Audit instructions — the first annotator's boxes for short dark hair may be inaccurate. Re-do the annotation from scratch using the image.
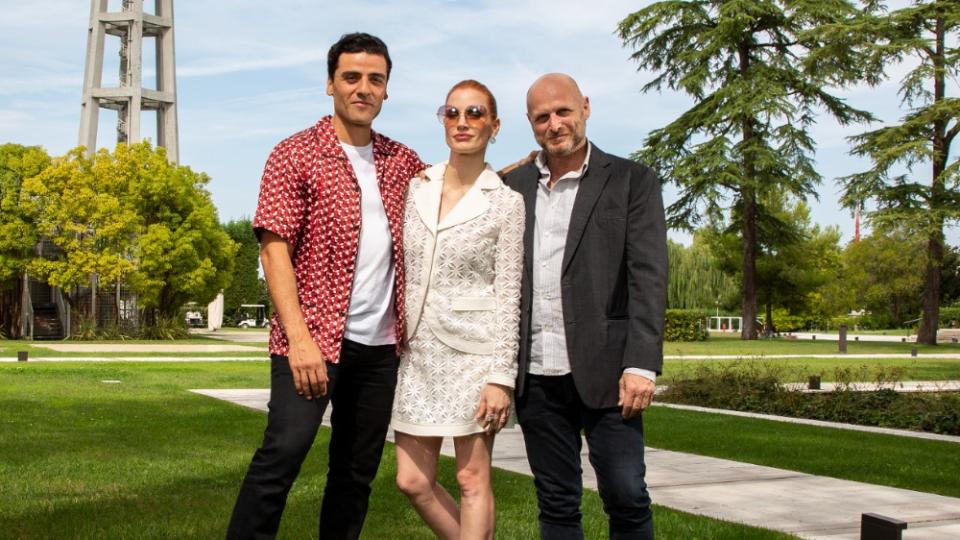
[327,32,392,80]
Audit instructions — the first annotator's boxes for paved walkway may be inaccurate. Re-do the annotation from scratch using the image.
[190,329,269,343]
[34,343,262,353]
[193,389,960,539]
[665,353,960,359]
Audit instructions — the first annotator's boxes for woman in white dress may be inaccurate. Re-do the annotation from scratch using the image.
[392,80,524,539]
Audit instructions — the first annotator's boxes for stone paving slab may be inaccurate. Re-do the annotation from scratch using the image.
[34,343,263,353]
[192,388,960,539]
[190,329,270,343]
[665,353,960,359]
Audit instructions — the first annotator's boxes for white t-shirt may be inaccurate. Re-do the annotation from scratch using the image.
[341,142,397,346]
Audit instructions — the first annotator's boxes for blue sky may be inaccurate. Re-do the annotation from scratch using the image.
[0,0,954,246]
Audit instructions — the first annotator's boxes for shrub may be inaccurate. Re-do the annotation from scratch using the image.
[664,309,708,342]
[660,362,960,435]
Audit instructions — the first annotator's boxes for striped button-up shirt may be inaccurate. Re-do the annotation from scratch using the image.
[528,143,656,382]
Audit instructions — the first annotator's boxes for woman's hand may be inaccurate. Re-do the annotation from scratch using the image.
[475,383,512,434]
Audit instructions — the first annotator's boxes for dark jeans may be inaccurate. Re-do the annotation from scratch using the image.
[516,374,653,540]
[226,339,398,540]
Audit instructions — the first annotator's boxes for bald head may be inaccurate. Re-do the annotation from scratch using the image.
[526,73,584,111]
[526,73,590,158]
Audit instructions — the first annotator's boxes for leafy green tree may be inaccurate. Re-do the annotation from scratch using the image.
[704,196,843,332]
[667,235,739,311]
[618,0,871,339]
[20,147,139,323]
[836,0,960,344]
[120,143,238,324]
[843,226,926,327]
[21,143,238,334]
[221,219,263,322]
[0,144,51,337]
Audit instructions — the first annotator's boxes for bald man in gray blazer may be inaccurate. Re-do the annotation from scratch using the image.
[504,73,667,540]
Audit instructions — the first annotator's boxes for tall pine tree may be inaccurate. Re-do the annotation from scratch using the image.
[618,0,871,339]
[835,0,960,344]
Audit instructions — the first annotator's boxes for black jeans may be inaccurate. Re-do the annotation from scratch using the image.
[226,339,398,540]
[516,374,654,540]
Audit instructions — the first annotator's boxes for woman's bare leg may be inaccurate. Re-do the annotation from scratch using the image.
[453,433,495,540]
[395,432,460,539]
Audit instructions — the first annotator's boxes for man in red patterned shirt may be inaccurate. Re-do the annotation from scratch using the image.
[227,33,425,540]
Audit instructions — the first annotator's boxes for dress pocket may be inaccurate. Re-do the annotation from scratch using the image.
[450,297,496,311]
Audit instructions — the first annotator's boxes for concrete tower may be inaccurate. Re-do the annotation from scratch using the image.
[79,0,178,162]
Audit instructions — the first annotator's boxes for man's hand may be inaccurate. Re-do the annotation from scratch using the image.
[496,150,539,178]
[475,383,512,434]
[288,338,328,399]
[618,373,655,419]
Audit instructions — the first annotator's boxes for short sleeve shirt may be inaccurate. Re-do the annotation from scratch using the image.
[252,115,425,362]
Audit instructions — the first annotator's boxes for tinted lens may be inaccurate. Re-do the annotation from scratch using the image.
[437,105,488,125]
[465,105,486,120]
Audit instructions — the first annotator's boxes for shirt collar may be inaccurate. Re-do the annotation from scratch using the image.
[315,115,390,159]
[535,141,592,185]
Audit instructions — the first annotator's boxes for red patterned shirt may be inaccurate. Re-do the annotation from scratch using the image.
[253,115,425,362]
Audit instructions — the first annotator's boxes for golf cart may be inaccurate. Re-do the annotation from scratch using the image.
[236,304,269,328]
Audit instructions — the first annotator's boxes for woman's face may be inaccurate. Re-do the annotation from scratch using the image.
[440,87,500,156]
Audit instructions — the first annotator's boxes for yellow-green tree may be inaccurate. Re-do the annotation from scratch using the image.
[118,143,237,327]
[0,143,51,337]
[21,147,139,324]
[21,143,237,334]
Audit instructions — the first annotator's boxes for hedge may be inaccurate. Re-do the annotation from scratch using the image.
[665,309,708,342]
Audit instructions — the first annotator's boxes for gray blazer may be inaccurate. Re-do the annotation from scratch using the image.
[504,145,668,409]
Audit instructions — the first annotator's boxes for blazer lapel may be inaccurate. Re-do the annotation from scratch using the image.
[437,166,498,231]
[414,164,445,235]
[562,147,612,275]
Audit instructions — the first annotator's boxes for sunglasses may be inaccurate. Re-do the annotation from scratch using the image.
[436,104,489,125]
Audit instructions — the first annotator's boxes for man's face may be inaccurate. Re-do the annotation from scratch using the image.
[326,52,388,128]
[526,80,590,157]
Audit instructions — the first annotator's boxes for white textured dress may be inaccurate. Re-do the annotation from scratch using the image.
[391,162,524,437]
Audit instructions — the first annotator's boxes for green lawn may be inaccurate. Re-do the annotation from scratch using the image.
[645,406,960,498]
[0,362,790,539]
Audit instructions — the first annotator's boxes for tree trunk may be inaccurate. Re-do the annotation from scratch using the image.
[738,39,759,340]
[741,191,759,340]
[0,278,23,339]
[917,232,943,344]
[917,14,948,346]
[764,301,776,337]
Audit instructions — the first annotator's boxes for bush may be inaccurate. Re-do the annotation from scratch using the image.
[660,363,960,435]
[664,309,708,342]
[138,313,190,340]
